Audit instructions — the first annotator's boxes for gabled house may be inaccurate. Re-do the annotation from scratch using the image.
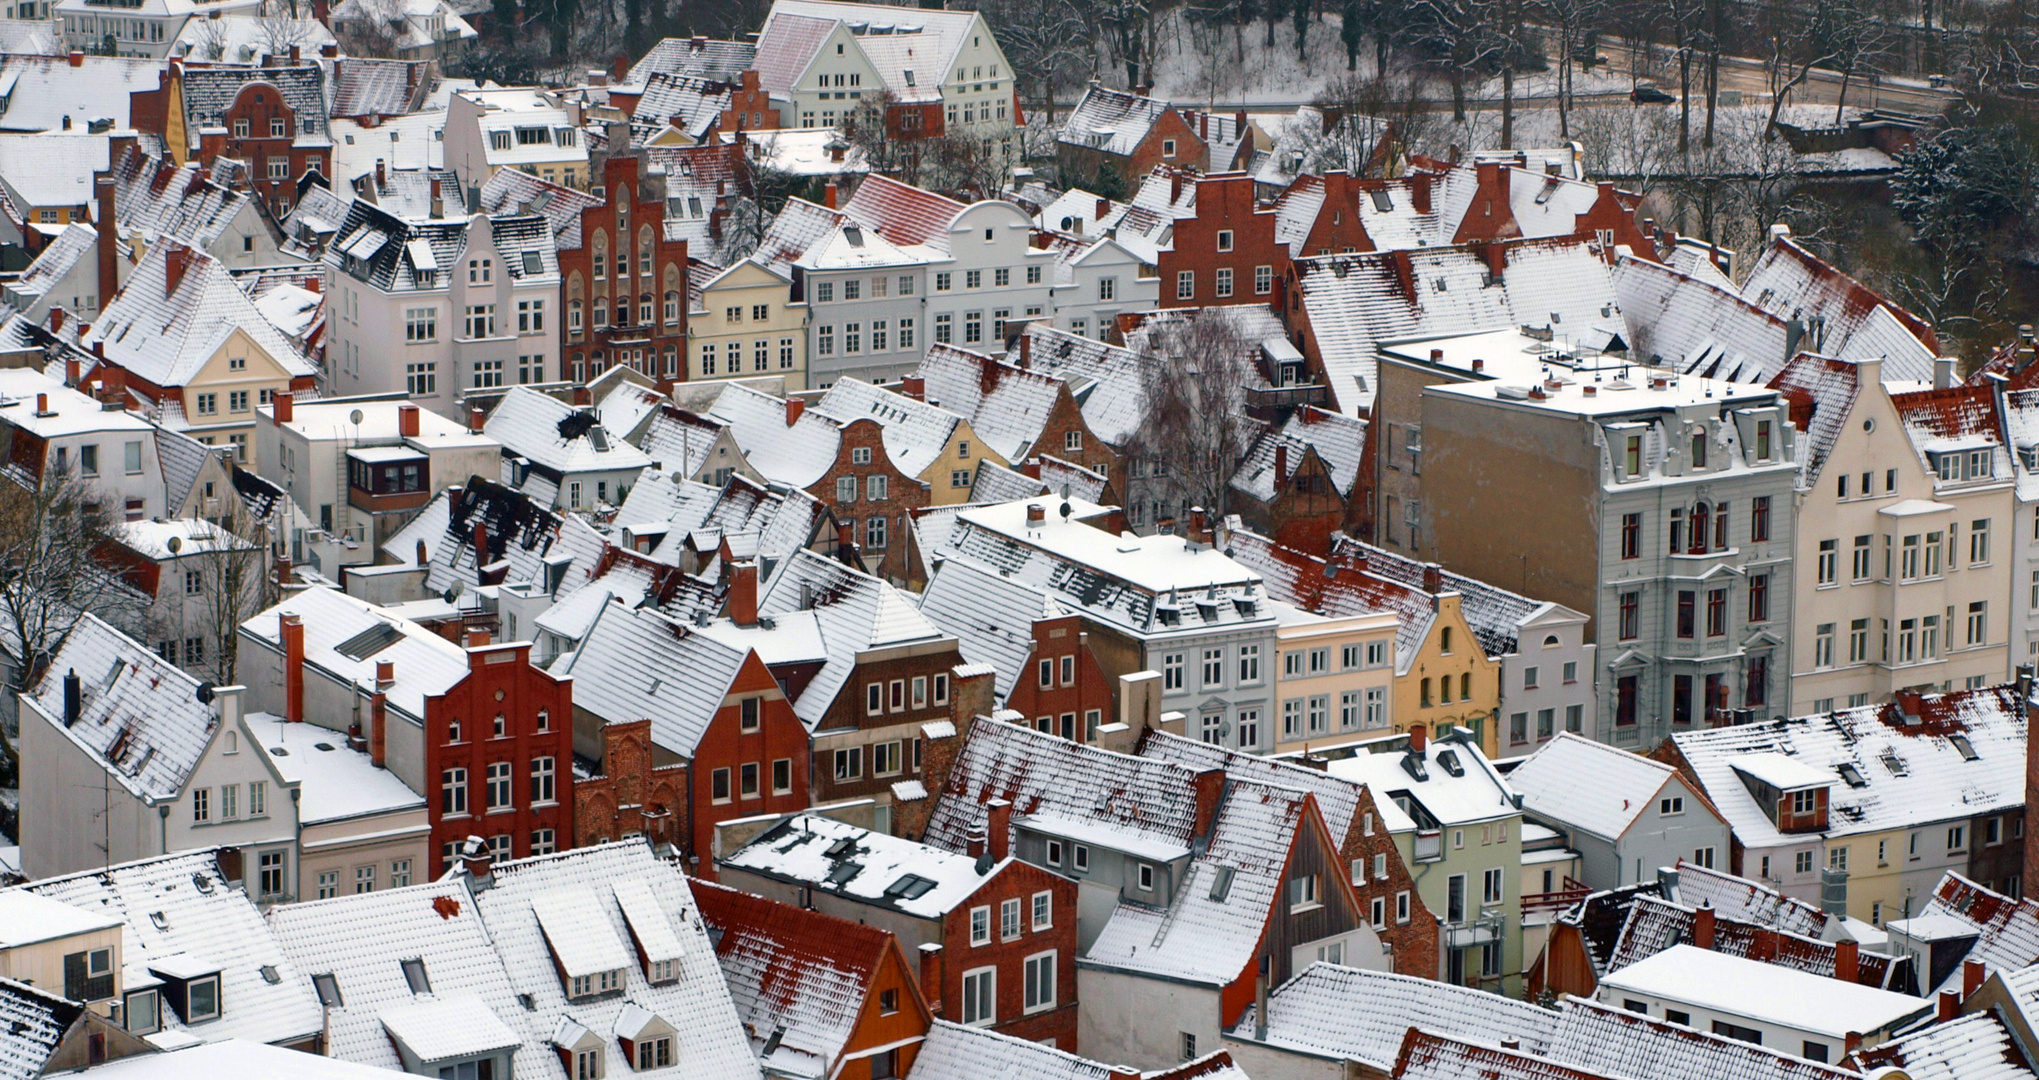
[1078,778,1388,1071]
[688,257,807,389]
[718,811,1080,1050]
[484,385,653,511]
[460,840,762,1079]
[175,65,333,216]
[105,144,284,272]
[912,342,1123,494]
[695,881,935,1080]
[0,366,174,523]
[1509,733,1729,891]
[1057,84,1257,184]
[1226,405,1367,552]
[1139,729,1442,979]
[811,375,1006,509]
[77,240,319,469]
[20,849,323,1048]
[555,151,693,390]
[0,976,154,1073]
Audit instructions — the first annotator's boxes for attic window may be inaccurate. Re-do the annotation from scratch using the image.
[903,68,915,86]
[335,622,403,660]
[884,874,937,900]
[1208,865,1236,902]
[401,957,431,994]
[1436,749,1464,777]
[522,251,542,275]
[259,965,280,985]
[1370,190,1393,212]
[312,973,343,1007]
[1880,748,1909,776]
[1950,734,1978,762]
[1836,763,1867,788]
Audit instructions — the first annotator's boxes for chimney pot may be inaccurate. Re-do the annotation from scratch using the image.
[1025,503,1046,528]
[918,943,944,1015]
[469,406,486,434]
[1693,901,1717,949]
[824,182,838,210]
[67,49,81,67]
[965,822,986,859]
[280,613,305,723]
[1835,938,1860,983]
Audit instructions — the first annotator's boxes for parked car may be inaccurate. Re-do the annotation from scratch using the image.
[1631,83,1676,103]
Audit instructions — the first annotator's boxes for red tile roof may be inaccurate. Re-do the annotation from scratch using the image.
[842,174,965,252]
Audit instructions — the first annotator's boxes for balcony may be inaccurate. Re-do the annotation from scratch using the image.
[347,446,431,515]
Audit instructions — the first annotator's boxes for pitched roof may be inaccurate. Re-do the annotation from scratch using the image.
[1668,859,1829,938]
[1508,732,1683,841]
[1001,323,1152,446]
[1324,731,1518,827]
[1330,536,1548,660]
[1670,684,2028,847]
[108,145,256,256]
[1768,352,1862,485]
[1848,1008,2036,1080]
[0,978,91,1079]
[486,385,652,483]
[179,66,331,148]
[84,242,316,387]
[266,879,545,1076]
[628,72,732,145]
[811,377,966,479]
[0,54,161,134]
[906,1019,1135,1080]
[401,477,606,600]
[1139,727,1414,836]
[1085,781,1350,984]
[1898,874,2039,988]
[1890,382,2010,488]
[1225,528,1430,669]
[1742,230,1939,374]
[925,719,1202,862]
[1058,84,1175,157]
[328,58,428,118]
[1548,995,1858,1080]
[1614,253,1794,384]
[841,174,965,254]
[914,342,1067,463]
[1606,895,1906,989]
[914,555,1066,699]
[556,599,751,755]
[756,547,948,728]
[750,11,839,96]
[1234,962,1559,1070]
[241,586,470,720]
[706,382,841,488]
[693,881,902,1080]
[721,813,1006,920]
[467,841,759,1079]
[25,612,216,800]
[625,36,757,85]
[22,851,323,1045]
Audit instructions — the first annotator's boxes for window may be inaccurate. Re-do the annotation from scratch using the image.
[1748,573,1769,622]
[1950,825,1968,853]
[1238,644,1261,683]
[1255,264,1274,294]
[1137,863,1155,891]
[1216,229,1234,252]
[1676,590,1695,638]
[1202,647,1225,687]
[1288,874,1320,912]
[1483,866,1503,904]
[1620,512,1641,559]
[317,870,338,899]
[1024,951,1056,1013]
[1163,653,1184,691]
[1815,624,1835,668]
[962,967,995,1025]
[1176,270,1194,300]
[531,757,555,804]
[833,747,862,781]
[1818,539,1838,584]
[969,905,991,945]
[1619,591,1639,640]
[1973,518,1992,563]
[636,1038,673,1070]
[1215,268,1233,297]
[405,362,437,397]
[184,976,220,1022]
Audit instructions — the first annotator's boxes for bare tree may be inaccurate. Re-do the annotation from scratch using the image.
[187,14,231,60]
[255,0,325,57]
[1542,0,1607,138]
[1131,312,1257,521]
[1301,72,1435,176]
[975,0,1090,128]
[1762,3,1846,140]
[1825,2,1894,121]
[0,469,149,778]
[150,511,275,687]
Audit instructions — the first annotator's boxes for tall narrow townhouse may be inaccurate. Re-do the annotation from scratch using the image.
[325,200,559,421]
[1774,355,2015,714]
[2000,382,2039,669]
[556,151,691,390]
[750,194,928,388]
[1412,371,1799,748]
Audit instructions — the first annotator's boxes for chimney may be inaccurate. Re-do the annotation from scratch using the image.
[34,393,48,417]
[64,358,78,387]
[465,628,491,649]
[1834,938,1860,983]
[918,943,944,1014]
[375,158,386,190]
[460,835,494,887]
[1422,563,1444,593]
[67,49,81,67]
[273,391,293,423]
[275,554,292,590]
[1410,172,1433,215]
[1025,503,1046,529]
[63,669,81,728]
[900,374,924,401]
[571,386,592,407]
[280,613,305,722]
[164,243,195,299]
[613,55,629,82]
[1274,442,1287,484]
[1190,506,1209,544]
[321,42,336,57]
[370,660,392,768]
[469,406,485,433]
[289,43,300,63]
[1095,196,1110,224]
[1191,767,1226,838]
[1964,958,1987,998]
[1408,723,1428,755]
[1843,1032,1862,1058]
[824,182,838,209]
[430,177,443,219]
[785,397,805,426]
[1934,356,1958,390]
[1019,333,1032,369]
[1939,989,1960,1022]
[1692,901,1716,949]
[1170,171,1183,204]
[1484,239,1507,281]
[965,821,987,859]
[399,403,420,437]
[730,561,758,626]
[985,798,1011,861]
[48,307,63,333]
[95,176,116,312]
[473,517,489,563]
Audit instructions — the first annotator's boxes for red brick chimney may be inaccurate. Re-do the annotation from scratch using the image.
[785,397,805,426]
[1692,901,1716,950]
[1423,563,1444,593]
[1939,989,1960,1022]
[985,798,1011,861]
[67,49,81,67]
[1191,767,1226,838]
[469,406,485,433]
[899,375,924,401]
[918,943,944,1015]
[1095,196,1110,224]
[1834,938,1860,984]
[95,176,117,314]
[1018,333,1032,369]
[273,391,293,423]
[399,403,420,437]
[1964,958,1987,998]
[280,613,305,722]
[966,821,987,859]
[1408,723,1427,755]
[1274,442,1287,484]
[729,561,758,626]
[163,243,195,299]
[824,182,837,210]
[370,660,392,768]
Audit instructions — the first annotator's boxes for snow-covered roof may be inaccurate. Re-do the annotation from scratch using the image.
[486,386,652,481]
[1001,323,1151,447]
[0,54,161,135]
[1327,536,1553,661]
[1742,229,1939,377]
[1850,1008,2035,1080]
[1597,944,1930,1038]
[180,66,330,149]
[625,36,757,85]
[3,223,95,311]
[1769,352,1863,486]
[706,382,841,488]
[756,547,948,728]
[1605,894,1906,989]
[0,367,156,439]
[1898,875,2039,989]
[1547,995,1857,1080]
[1225,529,1429,670]
[811,377,966,480]
[78,1040,410,1079]
[1508,733,1684,841]
[0,131,109,210]
[0,892,122,948]
[694,881,904,1080]
[1668,859,1828,938]
[627,72,731,145]
[1615,253,1794,384]
[1058,84,1174,157]
[1325,731,1517,828]
[924,719,1202,861]
[241,587,470,721]
[84,241,315,388]
[22,851,322,1045]
[243,713,422,824]
[327,58,428,119]
[1891,382,2012,495]
[1234,962,1558,1070]
[0,978,94,1079]
[1672,684,2026,848]
[749,11,837,96]
[555,599,750,757]
[722,813,1003,921]
[469,841,759,1079]
[840,174,965,255]
[914,555,1066,699]
[1140,728,1413,835]
[1083,780,1331,984]
[267,879,545,1076]
[912,343,1067,464]
[906,1019,1133,1080]
[24,613,217,801]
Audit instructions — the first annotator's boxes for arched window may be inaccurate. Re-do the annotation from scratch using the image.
[663,291,680,324]
[1689,502,1710,554]
[568,299,583,331]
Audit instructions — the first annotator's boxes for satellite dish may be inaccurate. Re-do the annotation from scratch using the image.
[442,587,459,605]
[195,682,215,704]
[349,409,365,426]
[166,536,182,554]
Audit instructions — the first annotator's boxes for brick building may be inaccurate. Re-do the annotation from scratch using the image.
[1156,172,1282,309]
[1000,616,1116,745]
[1056,84,1255,185]
[571,718,687,852]
[720,811,1082,1050]
[913,341,1128,516]
[178,65,334,216]
[559,150,692,388]
[1226,405,1369,554]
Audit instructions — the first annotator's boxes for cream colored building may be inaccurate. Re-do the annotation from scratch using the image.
[690,259,808,390]
[1784,356,2014,715]
[1268,604,1397,754]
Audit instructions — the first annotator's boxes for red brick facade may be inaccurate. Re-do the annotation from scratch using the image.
[1336,784,1441,979]
[196,81,330,217]
[808,648,966,807]
[572,718,686,851]
[1157,173,1282,309]
[811,414,925,583]
[1001,617,1115,745]
[560,154,691,390]
[683,650,814,871]
[421,637,576,876]
[931,849,1080,1049]
[720,71,780,133]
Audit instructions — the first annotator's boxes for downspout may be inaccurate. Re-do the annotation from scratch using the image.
[157,803,169,855]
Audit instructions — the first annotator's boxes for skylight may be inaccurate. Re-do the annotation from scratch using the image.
[1949,734,1978,762]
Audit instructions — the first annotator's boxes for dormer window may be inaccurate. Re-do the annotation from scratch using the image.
[569,970,622,998]
[575,1047,603,1078]
[635,1037,673,1069]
